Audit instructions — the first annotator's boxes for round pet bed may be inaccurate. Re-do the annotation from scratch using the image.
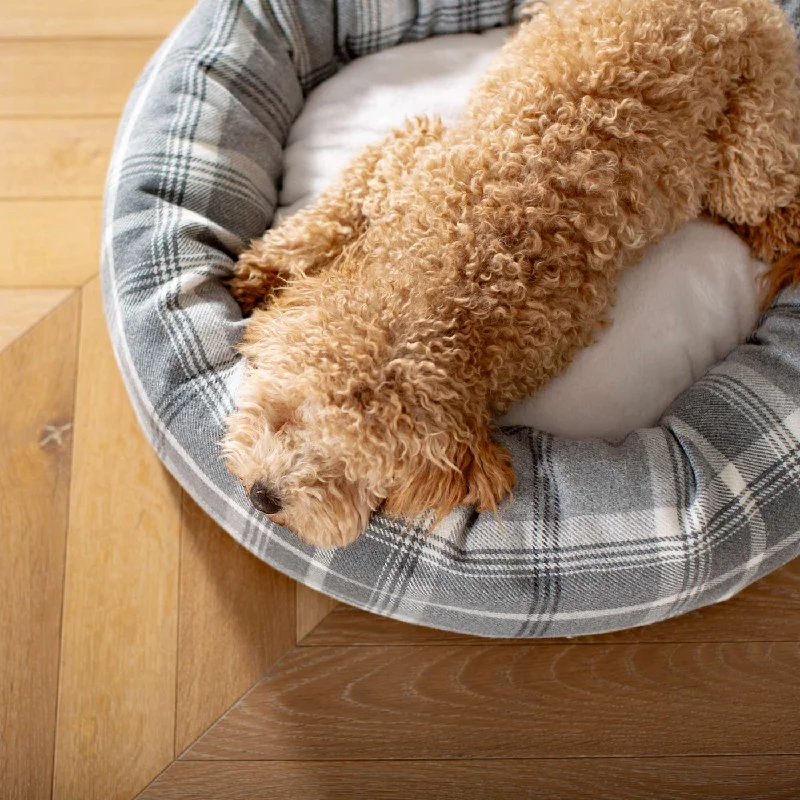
[103,0,800,638]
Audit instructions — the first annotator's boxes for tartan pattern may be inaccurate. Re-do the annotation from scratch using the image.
[103,0,800,638]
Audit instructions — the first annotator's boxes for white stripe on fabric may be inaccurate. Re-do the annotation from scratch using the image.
[381,527,800,627]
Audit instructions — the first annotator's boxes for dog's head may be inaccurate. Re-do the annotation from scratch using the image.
[223,304,515,548]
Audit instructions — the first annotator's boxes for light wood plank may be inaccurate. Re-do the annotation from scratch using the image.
[187,642,800,760]
[0,295,79,800]
[53,278,182,800]
[0,40,160,118]
[302,558,800,646]
[176,494,295,755]
[0,119,116,200]
[296,583,339,642]
[0,200,102,288]
[0,0,195,38]
[142,757,800,800]
[0,288,73,351]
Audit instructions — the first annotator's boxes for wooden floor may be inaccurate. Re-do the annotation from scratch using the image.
[2,3,800,799]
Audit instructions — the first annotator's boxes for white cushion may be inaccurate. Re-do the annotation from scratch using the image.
[277,30,766,441]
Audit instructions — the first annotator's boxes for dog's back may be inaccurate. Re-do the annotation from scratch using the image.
[355,0,800,410]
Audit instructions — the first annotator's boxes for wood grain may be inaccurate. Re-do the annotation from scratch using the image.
[53,278,182,800]
[302,559,800,646]
[0,200,102,287]
[1,0,195,38]
[141,757,800,800]
[0,288,73,350]
[0,295,79,800]
[187,642,800,761]
[2,1,799,793]
[0,40,160,118]
[176,494,295,755]
[296,583,339,642]
[0,119,116,199]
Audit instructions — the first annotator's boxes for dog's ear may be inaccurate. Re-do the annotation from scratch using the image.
[384,431,514,524]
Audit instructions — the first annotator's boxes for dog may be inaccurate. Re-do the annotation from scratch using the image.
[224,0,800,548]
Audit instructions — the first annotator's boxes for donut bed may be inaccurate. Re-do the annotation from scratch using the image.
[103,0,800,638]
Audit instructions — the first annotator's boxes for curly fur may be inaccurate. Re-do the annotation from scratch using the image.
[224,0,800,548]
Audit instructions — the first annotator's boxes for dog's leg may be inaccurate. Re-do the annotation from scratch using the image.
[229,116,445,313]
[702,14,800,304]
[708,82,800,307]
[703,1,800,230]
[705,93,800,306]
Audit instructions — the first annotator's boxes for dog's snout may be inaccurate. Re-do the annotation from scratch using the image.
[249,481,283,515]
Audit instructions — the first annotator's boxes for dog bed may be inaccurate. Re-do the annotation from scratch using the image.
[103,0,800,638]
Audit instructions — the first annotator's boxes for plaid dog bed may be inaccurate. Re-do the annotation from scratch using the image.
[102,0,800,638]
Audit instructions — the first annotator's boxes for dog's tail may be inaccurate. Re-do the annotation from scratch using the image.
[735,196,800,310]
[760,251,800,310]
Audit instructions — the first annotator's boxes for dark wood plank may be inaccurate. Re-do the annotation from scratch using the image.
[0,294,79,800]
[176,494,296,754]
[141,758,800,800]
[185,643,800,761]
[302,559,800,646]
[296,584,339,641]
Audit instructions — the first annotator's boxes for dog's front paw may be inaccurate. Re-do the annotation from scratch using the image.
[228,244,286,315]
[228,270,282,315]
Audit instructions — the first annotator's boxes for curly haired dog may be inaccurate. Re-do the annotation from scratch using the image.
[224,0,800,548]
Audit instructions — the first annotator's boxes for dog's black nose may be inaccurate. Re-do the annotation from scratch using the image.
[249,481,282,515]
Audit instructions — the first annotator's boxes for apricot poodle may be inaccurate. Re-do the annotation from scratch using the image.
[224,0,800,548]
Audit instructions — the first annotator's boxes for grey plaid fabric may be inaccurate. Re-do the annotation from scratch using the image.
[102,0,800,638]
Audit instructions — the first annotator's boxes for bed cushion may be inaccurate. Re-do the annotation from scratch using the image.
[102,0,800,638]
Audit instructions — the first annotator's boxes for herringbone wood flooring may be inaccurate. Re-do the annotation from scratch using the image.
[2,4,800,798]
